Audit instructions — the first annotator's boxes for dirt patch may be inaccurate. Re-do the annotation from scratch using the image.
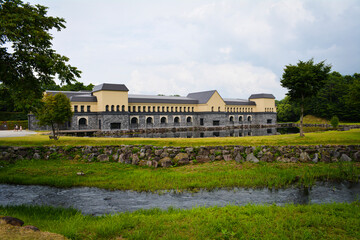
[0,220,67,240]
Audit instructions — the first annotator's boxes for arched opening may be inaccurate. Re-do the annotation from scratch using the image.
[105,105,109,112]
[239,116,243,122]
[218,106,221,112]
[146,117,153,124]
[211,106,214,112]
[186,116,192,123]
[161,117,167,124]
[111,105,114,112]
[247,116,252,122]
[174,117,180,123]
[229,116,234,122]
[122,105,125,111]
[78,118,87,129]
[131,117,138,124]
[116,105,120,112]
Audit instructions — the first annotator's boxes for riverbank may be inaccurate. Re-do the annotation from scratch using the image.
[1,203,359,239]
[1,160,359,191]
[0,128,359,147]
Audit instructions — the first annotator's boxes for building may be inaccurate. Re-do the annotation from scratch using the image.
[28,83,277,131]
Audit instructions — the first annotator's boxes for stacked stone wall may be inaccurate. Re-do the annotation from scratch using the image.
[1,145,359,167]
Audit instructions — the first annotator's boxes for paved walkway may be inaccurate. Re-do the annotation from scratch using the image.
[0,130,38,138]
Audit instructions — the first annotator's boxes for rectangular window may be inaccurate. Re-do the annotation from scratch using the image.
[267,119,272,124]
[80,105,84,112]
[213,120,220,126]
[200,118,204,126]
[87,106,90,112]
[74,105,78,112]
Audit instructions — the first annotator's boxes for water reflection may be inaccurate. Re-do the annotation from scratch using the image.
[114,127,300,138]
[1,182,359,216]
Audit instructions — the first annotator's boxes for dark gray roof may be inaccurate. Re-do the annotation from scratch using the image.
[186,90,218,104]
[70,95,97,102]
[92,83,129,92]
[224,98,256,106]
[128,94,198,104]
[249,93,275,99]
[45,90,92,99]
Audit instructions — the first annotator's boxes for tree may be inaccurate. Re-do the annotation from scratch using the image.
[0,0,81,112]
[276,96,299,122]
[281,59,331,136]
[35,93,72,140]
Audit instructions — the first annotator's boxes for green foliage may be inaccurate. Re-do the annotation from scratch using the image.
[276,96,299,122]
[0,0,81,112]
[35,93,73,139]
[132,147,140,154]
[1,203,360,239]
[281,59,331,136]
[330,116,339,129]
[1,120,27,130]
[0,111,27,121]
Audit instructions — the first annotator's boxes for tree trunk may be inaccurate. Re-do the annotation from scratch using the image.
[51,123,56,139]
[300,95,305,137]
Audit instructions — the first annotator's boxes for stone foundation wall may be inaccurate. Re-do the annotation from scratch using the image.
[1,145,359,168]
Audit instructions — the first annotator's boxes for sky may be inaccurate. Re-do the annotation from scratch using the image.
[27,0,360,100]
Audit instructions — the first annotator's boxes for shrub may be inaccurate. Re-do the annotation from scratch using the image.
[330,116,339,129]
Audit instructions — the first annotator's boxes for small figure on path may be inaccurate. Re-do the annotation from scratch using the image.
[19,125,22,131]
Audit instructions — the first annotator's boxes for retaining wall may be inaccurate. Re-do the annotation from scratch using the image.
[1,145,359,168]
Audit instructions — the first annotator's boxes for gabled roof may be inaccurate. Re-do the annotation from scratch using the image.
[128,94,198,104]
[92,83,129,92]
[249,93,275,99]
[223,98,256,106]
[186,90,219,104]
[70,95,97,102]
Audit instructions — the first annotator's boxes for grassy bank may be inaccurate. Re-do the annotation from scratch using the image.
[1,203,360,239]
[1,129,360,147]
[1,160,359,191]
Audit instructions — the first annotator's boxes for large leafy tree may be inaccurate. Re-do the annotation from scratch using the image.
[0,0,81,112]
[35,93,72,140]
[281,59,331,136]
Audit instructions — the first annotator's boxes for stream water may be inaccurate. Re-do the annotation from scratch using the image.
[1,182,359,216]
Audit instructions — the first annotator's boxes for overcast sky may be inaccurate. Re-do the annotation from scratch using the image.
[27,0,360,100]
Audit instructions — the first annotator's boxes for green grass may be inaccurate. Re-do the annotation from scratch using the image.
[1,128,360,147]
[1,160,359,191]
[1,203,360,239]
[297,115,330,124]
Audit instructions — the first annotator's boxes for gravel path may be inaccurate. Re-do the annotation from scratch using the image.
[0,130,38,138]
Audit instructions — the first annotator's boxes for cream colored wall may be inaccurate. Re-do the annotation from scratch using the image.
[71,102,98,112]
[128,102,196,112]
[197,91,226,112]
[251,98,276,112]
[92,90,128,112]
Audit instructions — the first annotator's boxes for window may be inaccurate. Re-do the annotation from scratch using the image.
[267,119,272,124]
[110,123,121,129]
[133,106,136,112]
[111,105,114,112]
[174,117,180,123]
[229,116,234,122]
[211,106,214,112]
[171,107,174,112]
[128,106,131,112]
[122,105,125,111]
[87,106,90,112]
[158,106,160,112]
[146,117,153,124]
[186,116,192,123]
[74,105,78,112]
[143,106,146,112]
[213,120,220,126]
[179,107,182,112]
[167,107,169,112]
[200,118,204,126]
[239,116,243,122]
[218,107,221,112]
[161,117,167,124]
[138,106,141,112]
[248,116,252,122]
[81,105,84,112]
[175,107,178,112]
[116,105,120,112]
[79,118,87,125]
[192,107,194,112]
[188,107,190,112]
[131,117,138,124]
[153,106,156,112]
[148,106,151,112]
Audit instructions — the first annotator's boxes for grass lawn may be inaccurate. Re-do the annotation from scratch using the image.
[0,128,360,147]
[1,160,359,191]
[1,203,360,239]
